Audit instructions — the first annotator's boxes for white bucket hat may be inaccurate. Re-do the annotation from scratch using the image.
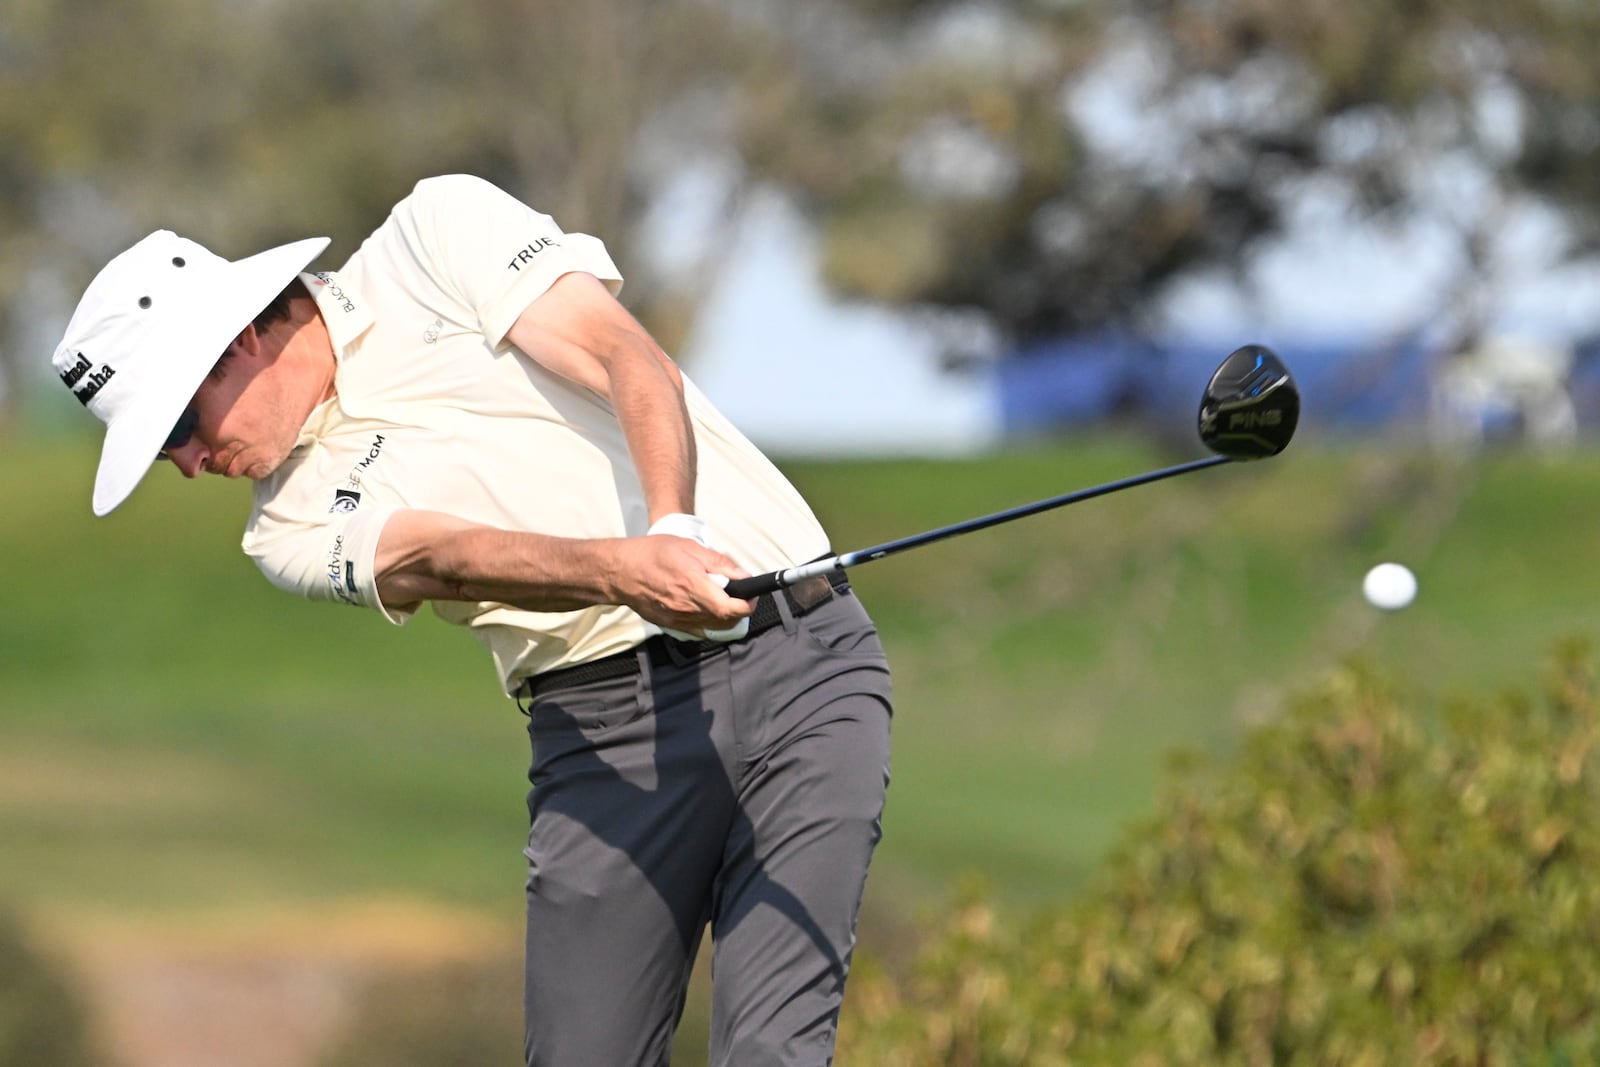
[52,230,330,515]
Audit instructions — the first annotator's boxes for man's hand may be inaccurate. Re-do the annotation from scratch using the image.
[645,513,753,641]
[617,531,754,640]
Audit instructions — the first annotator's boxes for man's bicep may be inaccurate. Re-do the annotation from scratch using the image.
[504,272,674,398]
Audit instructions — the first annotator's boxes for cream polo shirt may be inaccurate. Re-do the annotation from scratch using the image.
[241,175,830,696]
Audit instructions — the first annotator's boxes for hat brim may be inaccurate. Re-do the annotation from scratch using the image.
[92,236,330,516]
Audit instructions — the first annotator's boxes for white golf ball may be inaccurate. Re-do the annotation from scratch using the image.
[1362,562,1417,611]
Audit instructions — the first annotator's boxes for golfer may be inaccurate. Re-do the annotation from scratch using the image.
[53,174,894,1066]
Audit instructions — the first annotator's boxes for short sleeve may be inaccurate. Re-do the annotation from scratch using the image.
[388,174,624,347]
[242,501,416,626]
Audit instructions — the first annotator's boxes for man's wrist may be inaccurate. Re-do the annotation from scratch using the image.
[646,512,708,546]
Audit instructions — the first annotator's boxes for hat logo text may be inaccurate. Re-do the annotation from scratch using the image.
[59,352,116,406]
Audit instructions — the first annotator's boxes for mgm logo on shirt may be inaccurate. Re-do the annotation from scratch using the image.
[328,434,388,514]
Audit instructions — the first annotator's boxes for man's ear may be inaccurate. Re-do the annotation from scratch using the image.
[226,323,262,360]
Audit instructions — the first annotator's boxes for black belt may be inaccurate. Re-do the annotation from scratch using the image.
[519,571,850,700]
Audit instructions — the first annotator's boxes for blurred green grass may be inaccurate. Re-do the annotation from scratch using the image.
[4,434,1600,922]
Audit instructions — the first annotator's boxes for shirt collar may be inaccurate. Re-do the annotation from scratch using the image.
[300,270,374,356]
[292,270,374,450]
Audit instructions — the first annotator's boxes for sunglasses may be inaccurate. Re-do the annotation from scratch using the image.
[158,406,200,459]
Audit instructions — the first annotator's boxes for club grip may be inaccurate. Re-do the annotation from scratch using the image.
[723,572,785,600]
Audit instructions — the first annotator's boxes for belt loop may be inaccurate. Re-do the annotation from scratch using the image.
[771,586,797,632]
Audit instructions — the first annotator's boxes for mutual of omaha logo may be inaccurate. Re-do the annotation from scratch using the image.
[58,352,117,406]
[330,489,362,514]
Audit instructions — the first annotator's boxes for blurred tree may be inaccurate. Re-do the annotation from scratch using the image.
[726,0,1600,351]
[11,0,1597,426]
[0,0,738,428]
[1131,0,1600,349]
[728,1,1102,338]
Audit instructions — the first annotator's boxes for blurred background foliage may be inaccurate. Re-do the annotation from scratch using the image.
[5,0,1600,422]
[6,1,1600,1064]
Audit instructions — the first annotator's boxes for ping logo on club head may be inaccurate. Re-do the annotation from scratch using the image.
[1228,410,1283,430]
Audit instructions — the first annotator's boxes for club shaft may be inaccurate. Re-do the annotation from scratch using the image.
[723,454,1233,599]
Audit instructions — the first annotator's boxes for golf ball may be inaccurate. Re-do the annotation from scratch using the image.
[1362,562,1417,611]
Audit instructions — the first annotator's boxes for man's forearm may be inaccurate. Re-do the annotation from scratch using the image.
[607,345,697,523]
[378,515,628,611]
[374,510,751,633]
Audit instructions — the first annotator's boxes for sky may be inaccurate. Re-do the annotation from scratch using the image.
[679,187,1003,458]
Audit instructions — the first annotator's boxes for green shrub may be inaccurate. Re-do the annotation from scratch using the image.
[0,908,102,1067]
[841,644,1600,1066]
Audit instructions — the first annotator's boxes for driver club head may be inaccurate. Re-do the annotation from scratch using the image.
[1197,345,1299,459]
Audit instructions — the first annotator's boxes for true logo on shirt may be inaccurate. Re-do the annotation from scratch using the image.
[507,237,559,272]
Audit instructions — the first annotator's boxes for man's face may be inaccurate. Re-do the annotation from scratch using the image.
[160,326,307,482]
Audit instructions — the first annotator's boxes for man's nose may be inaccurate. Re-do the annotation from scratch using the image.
[165,441,211,479]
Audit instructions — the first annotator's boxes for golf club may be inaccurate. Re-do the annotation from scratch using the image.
[722,344,1297,600]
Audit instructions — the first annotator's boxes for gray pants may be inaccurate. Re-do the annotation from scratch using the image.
[520,588,893,1067]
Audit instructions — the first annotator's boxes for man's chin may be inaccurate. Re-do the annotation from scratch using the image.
[243,458,285,480]
[230,453,285,480]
